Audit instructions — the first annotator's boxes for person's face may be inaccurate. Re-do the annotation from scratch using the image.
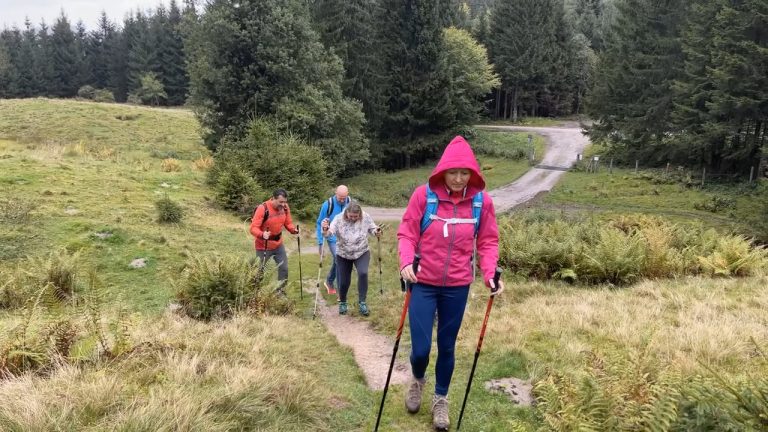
[335,190,349,204]
[272,195,288,210]
[444,169,471,192]
[346,211,361,222]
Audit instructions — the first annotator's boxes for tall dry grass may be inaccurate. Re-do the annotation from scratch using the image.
[0,313,340,431]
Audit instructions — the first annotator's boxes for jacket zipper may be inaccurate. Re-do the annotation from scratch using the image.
[442,202,458,287]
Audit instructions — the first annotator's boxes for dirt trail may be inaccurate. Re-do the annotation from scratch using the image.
[311,290,410,391]
[364,124,590,220]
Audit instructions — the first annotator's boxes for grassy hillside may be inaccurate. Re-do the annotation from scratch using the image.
[2,99,767,431]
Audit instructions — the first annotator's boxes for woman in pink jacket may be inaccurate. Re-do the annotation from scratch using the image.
[397,136,504,431]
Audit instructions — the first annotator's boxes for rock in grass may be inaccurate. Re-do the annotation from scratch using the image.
[129,258,148,269]
[485,377,534,406]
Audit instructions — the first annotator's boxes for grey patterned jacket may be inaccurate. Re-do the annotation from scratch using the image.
[326,211,378,260]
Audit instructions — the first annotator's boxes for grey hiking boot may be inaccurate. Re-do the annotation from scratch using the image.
[431,395,449,431]
[405,376,426,413]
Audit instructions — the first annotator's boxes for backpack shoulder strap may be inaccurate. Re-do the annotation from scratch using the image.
[420,184,439,234]
[326,197,334,219]
[471,192,483,235]
[261,203,270,227]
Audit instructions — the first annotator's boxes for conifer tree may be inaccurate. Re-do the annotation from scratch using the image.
[51,12,80,97]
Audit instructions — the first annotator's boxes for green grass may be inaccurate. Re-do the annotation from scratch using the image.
[542,166,768,239]
[480,116,580,127]
[344,130,546,207]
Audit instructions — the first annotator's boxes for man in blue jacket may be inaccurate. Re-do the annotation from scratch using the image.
[316,185,350,295]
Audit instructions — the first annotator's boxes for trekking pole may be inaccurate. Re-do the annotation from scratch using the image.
[456,267,503,431]
[312,244,325,319]
[259,237,269,284]
[296,225,303,300]
[377,234,383,295]
[374,254,421,432]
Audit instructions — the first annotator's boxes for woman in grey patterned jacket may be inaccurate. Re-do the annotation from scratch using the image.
[321,202,381,316]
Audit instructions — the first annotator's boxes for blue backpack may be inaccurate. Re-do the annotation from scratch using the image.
[420,184,483,236]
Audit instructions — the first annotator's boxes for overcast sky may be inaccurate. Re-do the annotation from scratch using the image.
[0,0,166,30]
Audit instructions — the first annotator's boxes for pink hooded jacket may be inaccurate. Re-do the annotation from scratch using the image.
[397,136,499,287]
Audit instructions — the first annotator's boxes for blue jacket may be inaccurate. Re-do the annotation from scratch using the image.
[316,196,350,245]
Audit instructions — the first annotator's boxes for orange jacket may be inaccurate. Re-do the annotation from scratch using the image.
[249,200,298,251]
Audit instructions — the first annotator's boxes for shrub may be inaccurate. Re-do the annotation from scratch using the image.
[29,250,80,301]
[498,211,767,284]
[211,118,330,217]
[208,160,263,217]
[535,345,768,431]
[155,196,184,224]
[77,85,96,99]
[693,195,736,213]
[192,155,214,170]
[160,158,182,172]
[92,89,116,103]
[698,235,768,277]
[235,120,330,215]
[175,254,272,321]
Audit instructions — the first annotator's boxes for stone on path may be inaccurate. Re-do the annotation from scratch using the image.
[129,258,148,269]
[485,377,534,406]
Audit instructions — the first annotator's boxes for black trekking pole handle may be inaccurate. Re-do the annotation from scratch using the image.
[400,255,421,292]
[457,267,503,431]
[374,254,420,432]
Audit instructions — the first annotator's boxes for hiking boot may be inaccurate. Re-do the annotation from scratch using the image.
[431,395,450,431]
[405,376,425,413]
[338,301,348,315]
[358,301,369,316]
[324,281,337,295]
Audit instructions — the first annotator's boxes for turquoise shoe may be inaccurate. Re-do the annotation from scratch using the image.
[358,301,369,316]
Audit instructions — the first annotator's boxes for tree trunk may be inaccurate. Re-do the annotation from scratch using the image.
[495,87,501,119]
[503,88,509,120]
[512,86,519,123]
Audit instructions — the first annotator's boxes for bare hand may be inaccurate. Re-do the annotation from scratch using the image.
[489,278,505,297]
[400,265,417,283]
[375,227,382,238]
[262,230,271,240]
[321,218,330,231]
[318,245,323,254]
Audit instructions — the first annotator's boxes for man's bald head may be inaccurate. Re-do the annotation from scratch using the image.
[335,185,349,203]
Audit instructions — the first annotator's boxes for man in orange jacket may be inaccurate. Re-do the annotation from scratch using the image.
[250,189,300,295]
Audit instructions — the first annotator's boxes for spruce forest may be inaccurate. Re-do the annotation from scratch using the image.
[1,0,764,175]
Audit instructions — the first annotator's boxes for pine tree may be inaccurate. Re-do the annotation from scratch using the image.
[125,11,158,93]
[74,20,90,91]
[587,0,687,162]
[87,12,116,90]
[488,0,562,121]
[672,0,767,172]
[376,0,453,143]
[36,21,56,96]
[185,0,368,175]
[0,31,20,97]
[163,0,189,105]
[19,19,42,96]
[50,12,80,97]
[311,0,384,131]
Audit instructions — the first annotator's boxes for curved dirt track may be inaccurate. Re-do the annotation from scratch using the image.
[365,124,590,220]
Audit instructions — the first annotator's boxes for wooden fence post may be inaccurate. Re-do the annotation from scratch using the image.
[701,167,706,187]
[635,160,639,173]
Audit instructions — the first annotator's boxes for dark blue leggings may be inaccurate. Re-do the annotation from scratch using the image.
[408,283,470,396]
